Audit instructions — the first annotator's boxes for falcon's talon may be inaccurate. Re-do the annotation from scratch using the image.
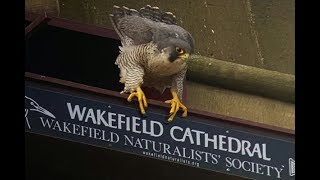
[165,91,187,122]
[127,87,148,114]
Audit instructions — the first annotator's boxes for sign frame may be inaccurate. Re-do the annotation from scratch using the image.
[25,73,295,180]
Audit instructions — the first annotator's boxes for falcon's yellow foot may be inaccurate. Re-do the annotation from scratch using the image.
[127,87,148,115]
[165,91,187,122]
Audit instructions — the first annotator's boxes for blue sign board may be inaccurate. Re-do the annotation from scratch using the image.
[25,85,295,179]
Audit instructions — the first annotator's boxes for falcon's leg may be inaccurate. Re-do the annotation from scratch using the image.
[165,89,187,122]
[127,87,148,115]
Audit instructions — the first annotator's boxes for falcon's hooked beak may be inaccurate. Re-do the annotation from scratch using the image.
[179,53,190,60]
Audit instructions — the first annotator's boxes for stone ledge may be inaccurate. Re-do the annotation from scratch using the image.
[186,81,295,130]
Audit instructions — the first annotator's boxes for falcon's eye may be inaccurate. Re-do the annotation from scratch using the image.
[176,47,184,54]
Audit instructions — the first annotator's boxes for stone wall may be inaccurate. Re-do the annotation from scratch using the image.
[25,0,295,130]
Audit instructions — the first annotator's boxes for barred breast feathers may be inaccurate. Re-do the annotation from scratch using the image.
[115,43,157,93]
[116,43,157,65]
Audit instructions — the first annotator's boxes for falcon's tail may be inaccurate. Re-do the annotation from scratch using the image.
[139,5,177,25]
[109,5,136,42]
[109,5,177,28]
[109,5,178,45]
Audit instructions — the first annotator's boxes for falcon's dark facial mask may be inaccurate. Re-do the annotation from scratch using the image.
[168,50,179,62]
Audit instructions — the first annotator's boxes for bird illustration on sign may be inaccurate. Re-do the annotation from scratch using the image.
[25,96,56,129]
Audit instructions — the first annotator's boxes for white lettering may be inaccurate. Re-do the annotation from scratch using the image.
[81,125,88,136]
[204,134,217,148]
[63,122,71,133]
[219,135,227,151]
[132,116,141,133]
[117,114,126,129]
[52,121,62,131]
[96,110,108,126]
[241,140,252,156]
[170,126,183,142]
[183,128,194,144]
[40,117,54,128]
[262,144,271,161]
[274,167,283,178]
[191,129,205,145]
[85,109,96,124]
[150,120,163,137]
[251,143,262,159]
[228,137,241,153]
[107,112,117,128]
[124,135,134,146]
[225,157,283,178]
[73,124,80,135]
[67,103,86,121]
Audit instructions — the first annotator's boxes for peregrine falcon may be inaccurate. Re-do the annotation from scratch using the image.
[109,5,194,122]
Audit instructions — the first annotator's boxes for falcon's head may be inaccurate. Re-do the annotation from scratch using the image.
[157,38,193,62]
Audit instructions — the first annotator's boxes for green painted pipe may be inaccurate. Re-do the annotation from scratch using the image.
[187,55,295,103]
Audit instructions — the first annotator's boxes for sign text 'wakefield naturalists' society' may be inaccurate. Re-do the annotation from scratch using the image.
[25,86,295,180]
